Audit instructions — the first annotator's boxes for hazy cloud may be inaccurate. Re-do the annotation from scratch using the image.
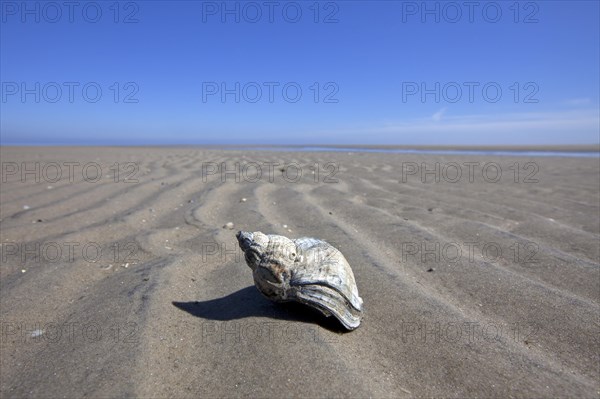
[432,107,447,121]
[564,98,592,106]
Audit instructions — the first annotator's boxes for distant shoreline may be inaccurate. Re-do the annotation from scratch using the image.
[256,144,600,153]
[2,144,599,152]
[5,144,598,158]
[218,144,600,157]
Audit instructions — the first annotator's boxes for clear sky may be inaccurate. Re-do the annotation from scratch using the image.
[1,0,599,145]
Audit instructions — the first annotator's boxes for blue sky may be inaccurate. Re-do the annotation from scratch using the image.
[1,0,599,145]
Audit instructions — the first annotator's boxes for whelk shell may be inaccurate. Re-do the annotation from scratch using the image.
[236,231,363,330]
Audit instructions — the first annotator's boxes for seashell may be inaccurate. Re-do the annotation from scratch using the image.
[236,231,363,330]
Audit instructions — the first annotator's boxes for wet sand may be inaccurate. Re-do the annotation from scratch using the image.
[1,146,598,398]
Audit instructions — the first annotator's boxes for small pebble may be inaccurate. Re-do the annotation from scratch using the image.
[223,222,234,230]
[240,198,247,202]
[283,224,288,229]
[21,269,26,273]
[427,268,434,272]
[23,205,30,210]
[188,199,195,203]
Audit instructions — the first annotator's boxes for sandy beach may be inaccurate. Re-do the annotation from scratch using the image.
[0,146,598,398]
